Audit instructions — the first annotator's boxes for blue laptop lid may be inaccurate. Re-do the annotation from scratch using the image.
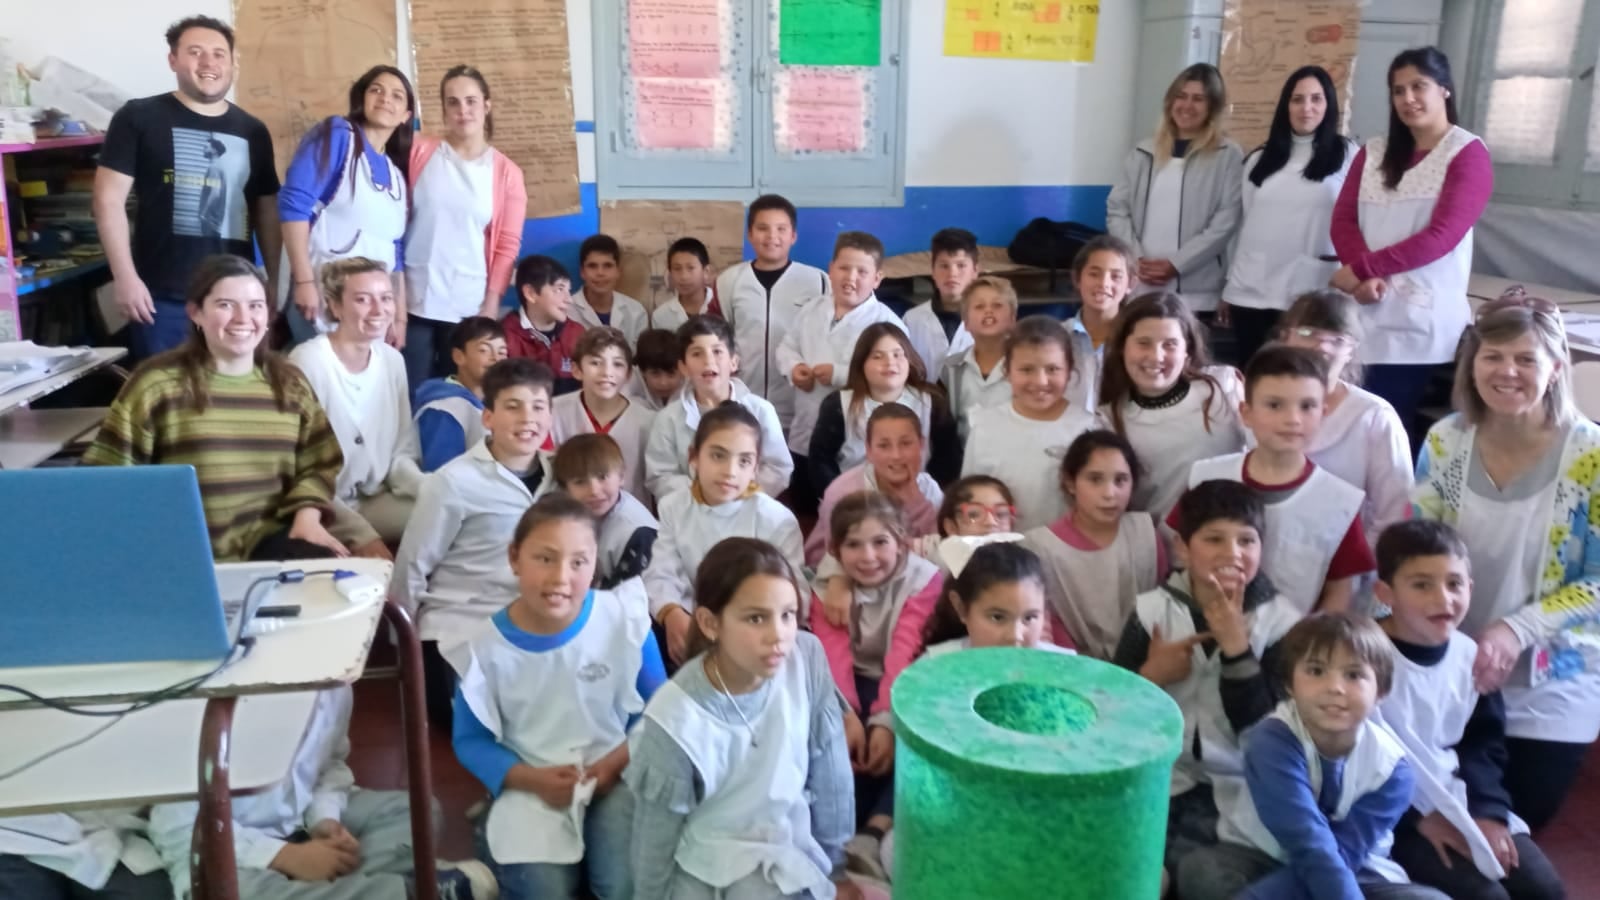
[0,465,232,668]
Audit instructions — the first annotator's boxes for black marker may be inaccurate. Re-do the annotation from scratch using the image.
[256,604,303,618]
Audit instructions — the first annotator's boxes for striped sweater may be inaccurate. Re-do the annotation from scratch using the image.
[82,364,344,561]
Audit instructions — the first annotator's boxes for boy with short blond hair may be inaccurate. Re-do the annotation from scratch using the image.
[940,275,1018,438]
[554,433,659,589]
[550,325,655,503]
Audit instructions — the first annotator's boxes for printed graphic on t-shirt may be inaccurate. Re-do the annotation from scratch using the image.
[171,128,249,241]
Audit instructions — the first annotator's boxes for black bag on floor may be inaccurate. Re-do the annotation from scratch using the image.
[1007,218,1105,269]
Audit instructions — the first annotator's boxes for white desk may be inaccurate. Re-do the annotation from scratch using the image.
[0,346,125,468]
[0,559,440,900]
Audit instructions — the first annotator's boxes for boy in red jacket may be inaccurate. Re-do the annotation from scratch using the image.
[503,255,585,395]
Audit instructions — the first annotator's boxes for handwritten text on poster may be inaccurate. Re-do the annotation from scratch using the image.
[942,1,1099,62]
[629,0,721,79]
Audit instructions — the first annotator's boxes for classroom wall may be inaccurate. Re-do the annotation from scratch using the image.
[0,0,1140,278]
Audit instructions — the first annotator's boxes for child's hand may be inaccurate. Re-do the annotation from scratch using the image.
[270,839,359,882]
[844,709,867,770]
[308,819,359,854]
[791,363,815,391]
[1415,811,1471,868]
[1475,817,1519,871]
[1354,277,1389,305]
[351,539,393,561]
[812,363,835,385]
[663,606,694,664]
[289,509,349,557]
[528,765,583,809]
[865,726,896,776]
[834,877,867,900]
[822,577,853,628]
[1473,622,1522,693]
[1139,625,1208,687]
[1197,572,1249,658]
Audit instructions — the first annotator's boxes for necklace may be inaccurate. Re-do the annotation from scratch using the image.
[1131,379,1191,411]
[707,657,760,747]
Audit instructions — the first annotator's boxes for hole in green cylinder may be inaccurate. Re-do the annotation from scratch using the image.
[973,683,1096,736]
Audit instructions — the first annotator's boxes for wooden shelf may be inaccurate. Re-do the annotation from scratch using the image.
[0,135,104,155]
[17,258,108,296]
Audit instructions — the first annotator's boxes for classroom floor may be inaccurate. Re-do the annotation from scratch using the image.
[343,676,1600,896]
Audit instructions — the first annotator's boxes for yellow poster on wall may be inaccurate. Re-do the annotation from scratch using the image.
[943,1,1098,62]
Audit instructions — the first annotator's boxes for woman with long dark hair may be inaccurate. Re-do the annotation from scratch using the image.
[278,65,416,345]
[402,65,528,390]
[1222,65,1355,362]
[83,255,347,561]
[1106,63,1244,320]
[1330,46,1492,442]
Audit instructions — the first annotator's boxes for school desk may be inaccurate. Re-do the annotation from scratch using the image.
[0,559,441,900]
[0,345,125,468]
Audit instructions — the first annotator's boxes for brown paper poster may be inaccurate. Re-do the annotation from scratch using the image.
[598,200,747,312]
[1220,0,1361,150]
[411,0,581,218]
[232,0,398,178]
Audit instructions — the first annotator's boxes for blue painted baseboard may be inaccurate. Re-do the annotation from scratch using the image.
[508,183,1109,306]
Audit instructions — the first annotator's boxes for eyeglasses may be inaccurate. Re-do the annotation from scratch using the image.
[954,503,1017,527]
[1476,285,1560,324]
[1287,327,1355,350]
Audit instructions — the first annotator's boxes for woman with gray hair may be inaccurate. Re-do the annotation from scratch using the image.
[1411,287,1600,831]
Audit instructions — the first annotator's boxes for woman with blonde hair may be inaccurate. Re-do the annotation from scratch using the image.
[1106,63,1243,321]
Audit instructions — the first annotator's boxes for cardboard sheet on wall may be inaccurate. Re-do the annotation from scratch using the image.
[1220,0,1361,149]
[598,200,746,311]
[411,0,581,217]
[233,0,398,178]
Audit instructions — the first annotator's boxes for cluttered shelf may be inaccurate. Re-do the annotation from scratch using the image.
[16,255,106,296]
[0,134,103,155]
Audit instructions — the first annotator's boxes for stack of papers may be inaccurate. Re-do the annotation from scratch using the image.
[0,340,94,395]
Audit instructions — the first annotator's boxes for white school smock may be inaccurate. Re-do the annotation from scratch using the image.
[1354,127,1481,365]
[924,638,1075,658]
[1373,632,1528,881]
[1106,366,1248,519]
[0,812,161,890]
[642,489,805,620]
[902,301,972,375]
[648,289,712,334]
[1022,513,1160,660]
[834,386,933,474]
[291,335,422,501]
[717,260,831,430]
[941,345,1011,439]
[1064,315,1106,414]
[392,441,555,646]
[455,582,651,864]
[295,141,409,332]
[827,553,940,688]
[1134,579,1300,795]
[1227,136,1352,311]
[405,142,493,322]
[550,391,655,503]
[961,401,1098,532]
[637,647,835,898]
[1188,453,1365,618]
[776,294,907,454]
[571,289,650,348]
[1309,384,1412,553]
[1217,700,1409,884]
[642,379,792,500]
[598,491,659,584]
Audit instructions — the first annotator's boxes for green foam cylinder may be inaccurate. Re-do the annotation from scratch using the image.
[891,648,1182,899]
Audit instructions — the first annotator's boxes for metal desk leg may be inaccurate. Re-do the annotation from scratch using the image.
[383,600,438,900]
[194,696,239,900]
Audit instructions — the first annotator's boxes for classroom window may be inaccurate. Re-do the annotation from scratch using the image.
[592,0,908,206]
[1466,0,1600,208]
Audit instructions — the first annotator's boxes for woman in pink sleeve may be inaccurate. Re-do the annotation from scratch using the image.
[402,65,529,391]
[807,491,942,879]
[1328,46,1492,445]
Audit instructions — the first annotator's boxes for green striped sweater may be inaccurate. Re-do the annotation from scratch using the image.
[82,364,344,561]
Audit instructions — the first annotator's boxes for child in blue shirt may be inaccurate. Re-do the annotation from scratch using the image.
[415,316,507,471]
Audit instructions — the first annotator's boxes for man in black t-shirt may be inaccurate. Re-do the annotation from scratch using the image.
[93,14,281,360]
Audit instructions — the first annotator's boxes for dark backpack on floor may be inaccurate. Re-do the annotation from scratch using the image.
[1007,218,1105,269]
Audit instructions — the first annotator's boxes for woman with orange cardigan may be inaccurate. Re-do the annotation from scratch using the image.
[402,65,528,390]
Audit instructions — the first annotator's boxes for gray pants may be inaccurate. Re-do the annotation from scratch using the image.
[330,493,414,548]
[237,789,419,900]
[1177,842,1449,900]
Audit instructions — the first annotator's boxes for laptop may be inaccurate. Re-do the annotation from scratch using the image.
[0,465,278,669]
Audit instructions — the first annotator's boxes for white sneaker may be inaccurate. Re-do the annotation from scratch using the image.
[437,859,499,900]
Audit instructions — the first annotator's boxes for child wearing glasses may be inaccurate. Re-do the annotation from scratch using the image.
[1022,430,1166,660]
[1275,291,1411,557]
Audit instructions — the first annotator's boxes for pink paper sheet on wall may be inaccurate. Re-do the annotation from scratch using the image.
[784,70,866,152]
[629,0,721,79]
[635,79,718,149]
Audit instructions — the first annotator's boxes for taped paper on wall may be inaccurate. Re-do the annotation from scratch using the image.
[778,0,881,67]
[776,69,867,154]
[634,79,718,150]
[412,0,581,217]
[233,0,398,178]
[598,200,747,311]
[629,0,722,79]
[942,0,1098,62]
[1220,0,1361,149]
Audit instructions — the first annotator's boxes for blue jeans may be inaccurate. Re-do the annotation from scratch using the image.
[478,782,635,900]
[127,295,193,362]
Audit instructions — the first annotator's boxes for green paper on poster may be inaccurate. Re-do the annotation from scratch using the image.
[779,0,881,66]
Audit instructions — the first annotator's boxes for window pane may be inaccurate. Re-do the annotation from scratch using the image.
[1494,0,1583,76]
[621,0,742,158]
[1485,77,1572,165]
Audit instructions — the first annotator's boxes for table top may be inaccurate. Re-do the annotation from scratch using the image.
[0,347,126,417]
[0,559,390,709]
